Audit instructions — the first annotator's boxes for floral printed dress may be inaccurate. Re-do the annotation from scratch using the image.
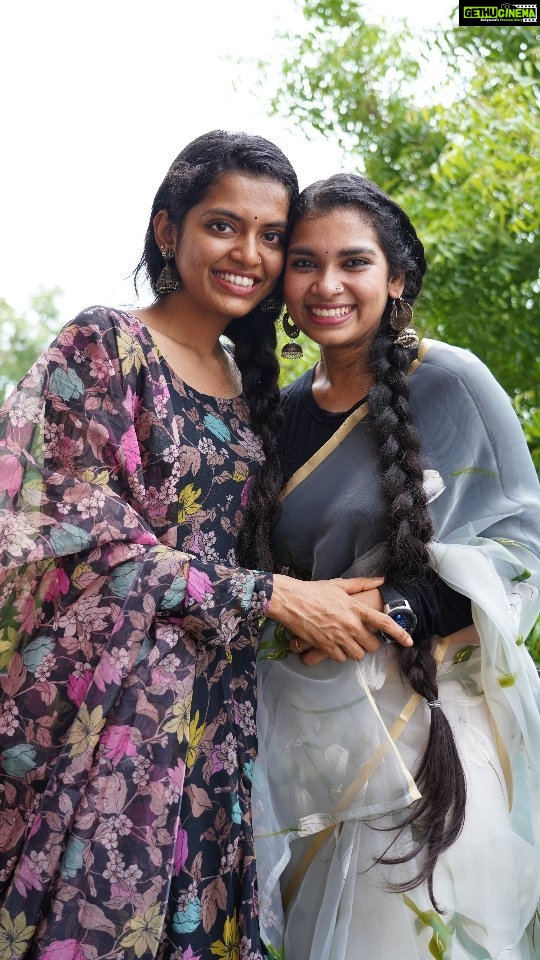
[0,306,272,960]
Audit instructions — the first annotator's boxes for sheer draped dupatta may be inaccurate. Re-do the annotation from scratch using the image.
[254,340,540,960]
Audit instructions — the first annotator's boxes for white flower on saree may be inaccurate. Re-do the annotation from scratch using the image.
[0,511,38,558]
[423,469,446,504]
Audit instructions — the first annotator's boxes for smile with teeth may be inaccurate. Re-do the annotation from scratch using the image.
[310,306,354,317]
[214,271,256,288]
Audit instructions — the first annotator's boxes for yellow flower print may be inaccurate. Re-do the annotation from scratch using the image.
[163,693,192,744]
[120,902,163,958]
[210,912,240,960]
[116,329,147,376]
[0,627,19,675]
[0,908,36,960]
[178,483,203,523]
[81,468,111,486]
[186,710,206,768]
[232,461,249,483]
[67,704,106,757]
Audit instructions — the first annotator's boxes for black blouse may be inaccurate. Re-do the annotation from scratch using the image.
[279,368,472,640]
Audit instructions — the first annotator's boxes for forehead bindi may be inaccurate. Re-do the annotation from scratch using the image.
[291,209,383,257]
[197,172,289,227]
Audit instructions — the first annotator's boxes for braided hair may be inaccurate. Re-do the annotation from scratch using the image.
[134,130,299,570]
[294,175,466,909]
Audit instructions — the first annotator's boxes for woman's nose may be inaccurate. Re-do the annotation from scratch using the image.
[230,233,260,267]
[312,269,344,296]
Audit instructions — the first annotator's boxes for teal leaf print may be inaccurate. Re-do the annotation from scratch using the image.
[231,793,241,824]
[172,896,202,934]
[60,835,87,877]
[135,635,153,665]
[239,572,255,611]
[203,413,231,442]
[1,744,37,777]
[161,575,187,610]
[22,636,55,671]
[50,367,85,400]
[109,562,139,598]
[454,921,492,958]
[50,523,93,555]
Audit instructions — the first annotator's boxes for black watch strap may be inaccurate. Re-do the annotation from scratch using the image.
[379,583,407,607]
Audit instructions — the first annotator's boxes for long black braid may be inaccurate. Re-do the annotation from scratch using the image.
[133,130,298,570]
[295,175,466,909]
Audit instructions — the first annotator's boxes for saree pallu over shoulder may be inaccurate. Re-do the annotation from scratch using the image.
[254,340,540,960]
[0,306,272,957]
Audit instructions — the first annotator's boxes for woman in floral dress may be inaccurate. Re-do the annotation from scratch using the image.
[0,133,410,960]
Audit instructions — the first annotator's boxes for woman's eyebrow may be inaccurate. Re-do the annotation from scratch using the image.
[287,245,377,256]
[201,207,287,229]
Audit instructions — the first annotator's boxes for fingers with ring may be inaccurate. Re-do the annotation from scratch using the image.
[292,637,302,653]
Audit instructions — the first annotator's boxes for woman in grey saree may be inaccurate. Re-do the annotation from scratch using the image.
[253,175,540,960]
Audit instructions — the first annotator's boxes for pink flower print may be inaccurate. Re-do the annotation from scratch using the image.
[121,425,142,474]
[100,725,138,764]
[92,646,125,692]
[0,456,23,496]
[43,565,70,601]
[15,853,44,896]
[208,747,225,775]
[186,567,214,604]
[67,670,93,707]
[40,940,86,960]
[167,758,186,798]
[134,530,157,544]
[173,827,189,874]
[240,475,254,508]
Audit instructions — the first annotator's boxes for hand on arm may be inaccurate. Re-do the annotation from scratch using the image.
[267,575,413,664]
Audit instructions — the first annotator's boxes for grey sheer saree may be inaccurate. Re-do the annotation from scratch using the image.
[254,340,540,960]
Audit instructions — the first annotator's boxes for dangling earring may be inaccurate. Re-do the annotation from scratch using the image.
[390,297,419,349]
[156,248,181,295]
[281,312,303,359]
[389,297,413,330]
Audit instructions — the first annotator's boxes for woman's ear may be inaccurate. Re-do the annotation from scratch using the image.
[388,272,405,300]
[153,209,177,251]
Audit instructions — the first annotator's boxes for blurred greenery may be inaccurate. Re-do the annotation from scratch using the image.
[0,289,63,405]
[270,3,540,417]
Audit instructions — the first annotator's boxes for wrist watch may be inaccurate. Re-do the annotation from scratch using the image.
[377,583,417,644]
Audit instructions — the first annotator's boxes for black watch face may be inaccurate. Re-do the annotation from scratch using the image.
[392,609,416,633]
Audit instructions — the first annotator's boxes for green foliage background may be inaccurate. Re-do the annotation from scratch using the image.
[271,4,540,440]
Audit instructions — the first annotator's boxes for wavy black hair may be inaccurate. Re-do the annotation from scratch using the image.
[134,130,300,569]
[292,174,466,910]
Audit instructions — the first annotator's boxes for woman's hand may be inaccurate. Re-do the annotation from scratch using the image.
[267,575,413,664]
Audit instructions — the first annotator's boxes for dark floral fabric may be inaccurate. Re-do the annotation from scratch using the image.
[0,306,273,960]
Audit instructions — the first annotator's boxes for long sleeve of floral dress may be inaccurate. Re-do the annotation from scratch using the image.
[0,306,272,960]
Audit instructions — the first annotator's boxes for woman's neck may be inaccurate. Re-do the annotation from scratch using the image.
[131,295,242,398]
[312,344,373,413]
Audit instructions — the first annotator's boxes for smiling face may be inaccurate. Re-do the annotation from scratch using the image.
[284,207,405,352]
[153,171,289,324]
